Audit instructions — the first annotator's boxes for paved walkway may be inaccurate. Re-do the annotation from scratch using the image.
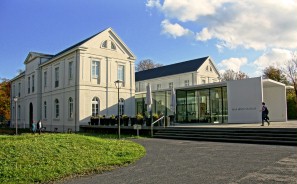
[172,120,297,128]
[61,138,297,184]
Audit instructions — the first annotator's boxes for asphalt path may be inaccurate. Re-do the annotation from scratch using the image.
[60,138,297,184]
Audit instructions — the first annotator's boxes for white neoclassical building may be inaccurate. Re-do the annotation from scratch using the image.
[10,28,136,132]
[135,56,220,92]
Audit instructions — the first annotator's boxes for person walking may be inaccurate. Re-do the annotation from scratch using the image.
[260,102,270,126]
[37,120,42,134]
[32,122,36,134]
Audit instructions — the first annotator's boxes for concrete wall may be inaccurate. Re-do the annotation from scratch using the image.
[263,84,287,122]
[227,77,262,123]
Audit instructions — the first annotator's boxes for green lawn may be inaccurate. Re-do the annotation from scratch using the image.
[0,133,146,183]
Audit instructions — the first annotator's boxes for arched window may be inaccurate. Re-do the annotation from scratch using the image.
[44,101,47,119]
[92,97,99,116]
[102,40,107,48]
[119,98,124,115]
[111,42,116,50]
[69,97,73,118]
[55,99,59,118]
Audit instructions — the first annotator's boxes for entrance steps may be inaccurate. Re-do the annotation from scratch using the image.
[153,127,297,146]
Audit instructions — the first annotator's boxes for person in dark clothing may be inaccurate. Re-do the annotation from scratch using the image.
[260,102,270,126]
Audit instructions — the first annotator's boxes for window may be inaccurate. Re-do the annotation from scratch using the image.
[92,97,99,116]
[18,105,21,120]
[102,40,107,48]
[202,79,206,84]
[18,83,21,97]
[69,62,73,80]
[117,65,124,82]
[210,66,213,72]
[44,101,47,119]
[44,71,47,87]
[111,42,116,50]
[28,77,30,93]
[92,61,100,78]
[55,67,59,88]
[69,97,73,118]
[32,75,35,92]
[206,66,209,71]
[169,82,173,89]
[157,84,161,90]
[55,99,59,118]
[119,98,124,115]
[13,85,15,97]
[185,80,189,86]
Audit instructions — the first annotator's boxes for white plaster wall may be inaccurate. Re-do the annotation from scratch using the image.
[263,85,287,122]
[197,58,220,84]
[227,77,263,123]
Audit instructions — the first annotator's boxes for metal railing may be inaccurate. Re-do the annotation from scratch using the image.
[151,116,165,137]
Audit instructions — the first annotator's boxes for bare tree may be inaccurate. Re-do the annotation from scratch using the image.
[285,53,297,103]
[135,59,163,72]
[220,69,249,81]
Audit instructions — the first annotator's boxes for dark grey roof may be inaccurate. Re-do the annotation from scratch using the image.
[135,56,209,81]
[41,28,107,66]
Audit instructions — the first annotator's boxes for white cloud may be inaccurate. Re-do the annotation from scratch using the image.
[161,19,192,38]
[146,0,161,9]
[196,28,212,41]
[218,57,248,72]
[147,0,297,50]
[252,48,293,76]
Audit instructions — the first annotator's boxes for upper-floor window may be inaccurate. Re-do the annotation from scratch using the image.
[32,75,35,92]
[206,66,209,71]
[102,40,107,48]
[92,61,100,78]
[55,99,59,118]
[18,83,21,97]
[28,77,30,94]
[44,71,47,87]
[13,84,15,97]
[111,42,116,50]
[202,79,206,84]
[157,84,161,90]
[69,62,73,80]
[55,67,59,88]
[169,82,173,89]
[185,80,189,86]
[69,97,73,118]
[210,66,213,72]
[117,65,124,84]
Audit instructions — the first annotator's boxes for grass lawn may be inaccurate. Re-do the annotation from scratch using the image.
[0,133,146,183]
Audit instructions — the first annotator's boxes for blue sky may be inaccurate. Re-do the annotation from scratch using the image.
[1,0,296,79]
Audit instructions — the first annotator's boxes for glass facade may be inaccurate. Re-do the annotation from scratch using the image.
[135,86,228,124]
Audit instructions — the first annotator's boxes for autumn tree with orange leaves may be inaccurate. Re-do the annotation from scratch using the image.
[0,78,10,122]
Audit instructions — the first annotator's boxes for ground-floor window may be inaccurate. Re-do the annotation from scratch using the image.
[119,98,124,115]
[92,97,99,116]
[55,99,59,118]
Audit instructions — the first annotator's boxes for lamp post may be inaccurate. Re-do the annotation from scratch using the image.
[13,96,18,135]
[114,80,123,139]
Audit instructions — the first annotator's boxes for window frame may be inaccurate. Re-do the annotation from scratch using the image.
[69,97,73,119]
[55,67,59,88]
[92,97,99,116]
[55,99,59,118]
[92,61,100,79]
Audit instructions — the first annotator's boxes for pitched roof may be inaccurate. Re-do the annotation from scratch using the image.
[51,29,106,59]
[135,56,209,81]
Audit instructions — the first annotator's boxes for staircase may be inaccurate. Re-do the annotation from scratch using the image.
[153,127,297,146]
